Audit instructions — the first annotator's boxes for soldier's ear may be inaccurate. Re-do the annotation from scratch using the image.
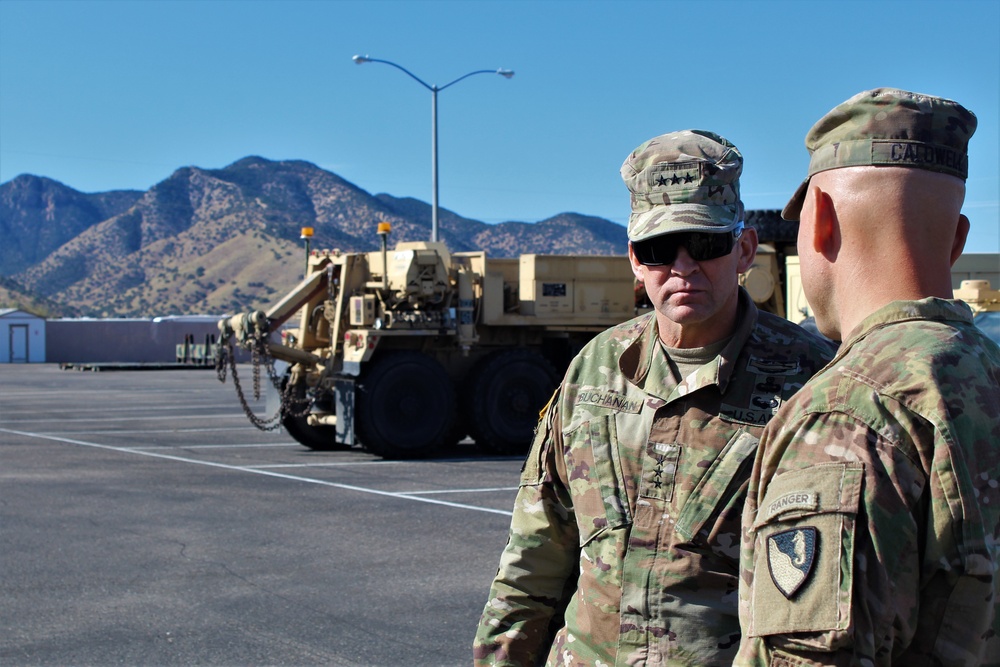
[811,186,840,259]
[627,243,645,281]
[735,225,758,274]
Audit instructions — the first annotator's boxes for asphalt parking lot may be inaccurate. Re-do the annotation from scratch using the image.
[0,364,522,666]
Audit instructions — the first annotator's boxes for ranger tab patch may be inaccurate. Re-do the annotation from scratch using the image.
[767,527,817,599]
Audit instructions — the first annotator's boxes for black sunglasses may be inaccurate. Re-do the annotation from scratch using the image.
[632,222,744,266]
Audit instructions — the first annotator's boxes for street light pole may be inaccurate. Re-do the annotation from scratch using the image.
[352,55,514,243]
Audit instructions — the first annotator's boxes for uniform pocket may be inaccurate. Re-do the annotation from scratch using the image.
[674,429,758,543]
[749,462,864,646]
[565,415,631,547]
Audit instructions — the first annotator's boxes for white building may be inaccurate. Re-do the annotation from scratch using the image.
[0,309,46,363]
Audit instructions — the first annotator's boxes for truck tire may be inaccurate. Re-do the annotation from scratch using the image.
[355,351,457,459]
[281,374,351,451]
[465,349,559,456]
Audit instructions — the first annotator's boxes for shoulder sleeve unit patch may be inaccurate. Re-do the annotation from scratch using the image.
[767,526,818,599]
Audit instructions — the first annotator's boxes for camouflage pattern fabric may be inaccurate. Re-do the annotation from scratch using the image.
[783,88,977,220]
[621,129,745,241]
[737,298,1000,666]
[473,289,836,666]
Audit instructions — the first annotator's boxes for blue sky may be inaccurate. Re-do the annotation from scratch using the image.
[2,0,998,253]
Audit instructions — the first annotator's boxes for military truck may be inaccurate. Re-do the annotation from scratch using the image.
[954,279,1000,346]
[217,222,645,459]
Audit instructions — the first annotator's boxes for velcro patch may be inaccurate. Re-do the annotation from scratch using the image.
[720,404,771,426]
[767,527,817,599]
[747,357,801,376]
[641,441,679,501]
[871,140,968,179]
[645,161,702,191]
[763,491,817,522]
[576,390,643,414]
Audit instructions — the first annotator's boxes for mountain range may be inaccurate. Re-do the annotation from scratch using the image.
[0,157,631,318]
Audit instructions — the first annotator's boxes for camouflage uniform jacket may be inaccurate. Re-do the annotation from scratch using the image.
[474,289,836,667]
[737,298,1000,666]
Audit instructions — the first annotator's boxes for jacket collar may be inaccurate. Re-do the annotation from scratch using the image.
[619,288,759,401]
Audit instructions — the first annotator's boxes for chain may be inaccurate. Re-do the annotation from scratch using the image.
[215,324,311,431]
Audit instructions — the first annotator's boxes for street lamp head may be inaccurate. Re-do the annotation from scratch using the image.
[354,56,514,244]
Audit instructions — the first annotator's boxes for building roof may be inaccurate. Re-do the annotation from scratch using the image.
[0,308,45,320]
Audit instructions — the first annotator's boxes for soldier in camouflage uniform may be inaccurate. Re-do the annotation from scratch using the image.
[737,89,1000,666]
[473,130,836,666]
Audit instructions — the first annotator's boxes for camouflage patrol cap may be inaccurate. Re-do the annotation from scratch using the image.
[783,87,977,220]
[621,130,745,242]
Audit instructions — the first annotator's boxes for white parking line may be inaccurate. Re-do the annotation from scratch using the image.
[0,414,250,424]
[242,460,409,468]
[0,402,249,416]
[0,388,223,399]
[404,487,520,495]
[133,443,302,449]
[1,427,514,517]
[51,427,273,435]
[245,457,518,469]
